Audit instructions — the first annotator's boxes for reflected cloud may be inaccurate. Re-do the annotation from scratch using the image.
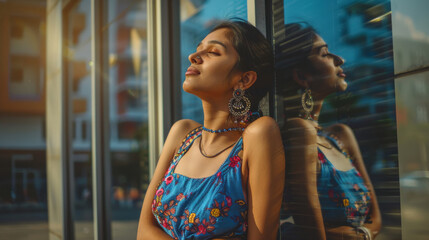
[394,11,429,43]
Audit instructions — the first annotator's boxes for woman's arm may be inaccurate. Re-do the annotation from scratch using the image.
[136,120,200,240]
[328,124,382,239]
[284,118,326,240]
[242,116,285,240]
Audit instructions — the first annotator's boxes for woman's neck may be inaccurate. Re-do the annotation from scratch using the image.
[311,98,324,121]
[201,99,242,145]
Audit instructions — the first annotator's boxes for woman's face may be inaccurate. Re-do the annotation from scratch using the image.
[304,34,346,97]
[183,28,242,99]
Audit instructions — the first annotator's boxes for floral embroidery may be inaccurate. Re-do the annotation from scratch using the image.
[229,156,241,168]
[181,210,217,234]
[213,171,223,186]
[188,212,196,223]
[165,175,174,185]
[318,151,325,161]
[152,128,247,238]
[211,208,220,218]
[156,188,164,196]
[226,196,232,207]
[317,130,371,229]
[176,193,185,201]
[207,199,231,218]
[343,198,350,207]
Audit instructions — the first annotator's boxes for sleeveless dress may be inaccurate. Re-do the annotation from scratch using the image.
[316,131,371,228]
[279,131,371,238]
[152,127,248,239]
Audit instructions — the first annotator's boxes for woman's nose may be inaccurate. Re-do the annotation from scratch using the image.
[188,52,202,64]
[331,53,344,66]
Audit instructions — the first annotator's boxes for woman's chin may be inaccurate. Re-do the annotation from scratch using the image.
[336,80,348,92]
[182,81,193,93]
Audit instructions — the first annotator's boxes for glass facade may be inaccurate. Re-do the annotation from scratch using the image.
[105,0,149,239]
[63,0,94,238]
[274,0,400,239]
[392,1,429,239]
[179,0,247,123]
[0,0,48,239]
[0,0,428,239]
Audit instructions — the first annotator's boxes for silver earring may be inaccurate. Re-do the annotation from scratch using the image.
[300,88,314,120]
[228,88,251,124]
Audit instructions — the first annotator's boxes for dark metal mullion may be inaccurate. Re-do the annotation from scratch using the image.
[169,0,182,124]
[91,0,111,239]
[63,3,76,238]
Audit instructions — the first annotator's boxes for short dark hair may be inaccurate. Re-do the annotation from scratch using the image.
[210,19,274,113]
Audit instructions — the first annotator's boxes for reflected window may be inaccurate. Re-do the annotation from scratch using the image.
[396,71,429,240]
[105,1,149,239]
[0,0,48,239]
[276,0,399,239]
[63,0,94,238]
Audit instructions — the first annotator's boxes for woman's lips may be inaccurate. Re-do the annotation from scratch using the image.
[185,67,200,75]
[338,71,346,78]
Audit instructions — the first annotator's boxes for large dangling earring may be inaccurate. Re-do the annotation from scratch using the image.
[228,88,251,124]
[300,88,314,120]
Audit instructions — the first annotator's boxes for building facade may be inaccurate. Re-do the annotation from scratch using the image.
[0,0,428,239]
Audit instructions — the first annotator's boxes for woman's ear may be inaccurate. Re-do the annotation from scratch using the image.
[237,71,257,90]
[292,69,309,88]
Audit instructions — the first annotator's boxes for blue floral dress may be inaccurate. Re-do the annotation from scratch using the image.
[316,131,371,228]
[280,131,371,238]
[152,127,247,239]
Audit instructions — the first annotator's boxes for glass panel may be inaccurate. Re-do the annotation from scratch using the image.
[105,1,148,239]
[275,0,399,239]
[9,16,44,99]
[0,1,48,239]
[63,0,93,239]
[179,0,247,123]
[391,0,429,74]
[396,71,429,240]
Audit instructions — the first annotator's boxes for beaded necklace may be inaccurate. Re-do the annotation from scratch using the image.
[199,126,243,158]
[202,126,245,133]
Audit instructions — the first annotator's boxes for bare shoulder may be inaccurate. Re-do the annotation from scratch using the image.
[326,123,355,142]
[283,118,317,146]
[286,117,315,129]
[163,119,201,156]
[242,116,285,165]
[242,116,283,153]
[243,116,280,138]
[286,118,317,131]
[169,119,201,137]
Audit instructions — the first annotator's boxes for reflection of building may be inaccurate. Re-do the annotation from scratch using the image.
[278,1,401,239]
[331,0,397,170]
[64,0,150,207]
[0,1,47,209]
[107,0,150,198]
[108,4,149,147]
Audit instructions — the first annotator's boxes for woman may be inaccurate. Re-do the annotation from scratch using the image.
[137,20,285,240]
[277,23,381,240]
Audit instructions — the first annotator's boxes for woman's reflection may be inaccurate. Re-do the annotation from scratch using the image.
[278,23,382,240]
